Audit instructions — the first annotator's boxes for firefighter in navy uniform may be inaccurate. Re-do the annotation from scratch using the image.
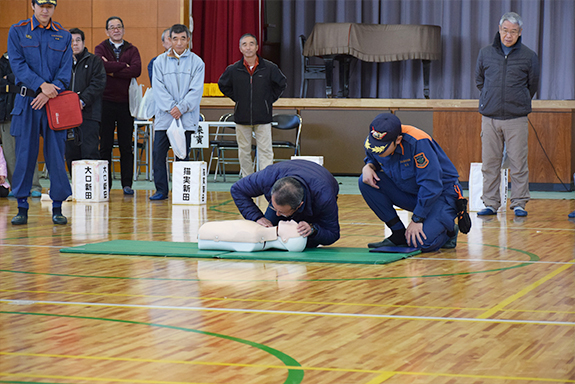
[7,0,73,225]
[359,113,466,252]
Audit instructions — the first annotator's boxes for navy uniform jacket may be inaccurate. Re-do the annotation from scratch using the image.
[230,160,340,248]
[364,125,459,220]
[8,16,72,112]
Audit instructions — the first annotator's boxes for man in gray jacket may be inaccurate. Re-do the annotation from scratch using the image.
[149,24,204,200]
[475,12,539,217]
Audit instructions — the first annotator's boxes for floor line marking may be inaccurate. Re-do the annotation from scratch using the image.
[478,261,575,319]
[3,288,575,315]
[2,299,574,326]
[410,257,573,265]
[364,372,396,383]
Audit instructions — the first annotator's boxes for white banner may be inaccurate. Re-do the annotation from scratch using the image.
[172,161,207,205]
[72,160,109,202]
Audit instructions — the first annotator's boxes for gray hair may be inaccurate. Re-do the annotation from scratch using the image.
[271,177,304,210]
[161,28,170,43]
[500,12,523,28]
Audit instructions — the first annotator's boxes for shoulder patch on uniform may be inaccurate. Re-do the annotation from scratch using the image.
[414,152,429,168]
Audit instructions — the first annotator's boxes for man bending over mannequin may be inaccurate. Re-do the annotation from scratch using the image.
[230,160,340,248]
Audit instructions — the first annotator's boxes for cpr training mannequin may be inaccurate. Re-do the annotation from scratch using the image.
[198,220,307,252]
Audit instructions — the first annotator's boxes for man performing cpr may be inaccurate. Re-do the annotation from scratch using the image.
[230,160,340,248]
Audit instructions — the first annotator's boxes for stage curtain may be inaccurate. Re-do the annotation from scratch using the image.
[192,0,263,97]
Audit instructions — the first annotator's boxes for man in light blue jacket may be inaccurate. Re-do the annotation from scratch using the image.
[150,24,205,200]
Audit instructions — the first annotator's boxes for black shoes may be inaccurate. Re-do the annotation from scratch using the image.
[149,192,168,200]
[441,224,459,249]
[11,214,28,225]
[11,213,67,225]
[52,214,68,225]
[368,237,405,248]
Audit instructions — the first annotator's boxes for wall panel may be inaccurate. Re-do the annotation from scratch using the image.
[299,109,384,174]
[527,112,573,185]
[0,0,29,54]
[433,110,482,183]
[158,0,182,28]
[92,0,157,29]
[201,99,575,188]
[56,0,92,28]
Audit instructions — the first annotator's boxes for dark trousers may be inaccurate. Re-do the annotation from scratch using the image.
[11,101,71,203]
[358,172,458,252]
[66,119,100,176]
[100,100,133,188]
[152,129,192,196]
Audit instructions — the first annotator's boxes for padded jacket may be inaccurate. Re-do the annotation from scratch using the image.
[475,33,539,120]
[218,56,286,125]
[230,160,340,248]
[69,48,106,122]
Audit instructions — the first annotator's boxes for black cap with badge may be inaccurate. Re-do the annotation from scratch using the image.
[364,113,402,155]
[35,0,57,5]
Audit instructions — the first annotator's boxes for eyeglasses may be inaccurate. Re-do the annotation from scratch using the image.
[107,26,123,31]
[269,204,296,218]
[500,28,520,36]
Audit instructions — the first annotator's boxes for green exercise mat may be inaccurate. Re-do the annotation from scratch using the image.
[60,240,420,265]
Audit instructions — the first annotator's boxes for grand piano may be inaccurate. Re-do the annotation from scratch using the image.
[303,23,442,98]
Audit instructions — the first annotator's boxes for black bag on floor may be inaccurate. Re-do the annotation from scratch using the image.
[454,185,472,234]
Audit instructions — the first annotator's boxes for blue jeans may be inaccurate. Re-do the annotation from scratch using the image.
[152,130,192,196]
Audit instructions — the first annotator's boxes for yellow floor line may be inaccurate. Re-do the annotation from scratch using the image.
[364,372,396,383]
[478,262,574,319]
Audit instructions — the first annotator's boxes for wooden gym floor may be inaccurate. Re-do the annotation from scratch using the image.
[0,190,574,384]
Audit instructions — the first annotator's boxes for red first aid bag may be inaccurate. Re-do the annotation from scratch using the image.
[46,90,83,131]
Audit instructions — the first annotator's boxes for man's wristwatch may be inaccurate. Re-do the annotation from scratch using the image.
[412,215,425,223]
[309,224,318,236]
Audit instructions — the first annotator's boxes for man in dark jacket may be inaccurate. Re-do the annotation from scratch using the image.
[218,33,287,177]
[95,16,141,195]
[475,12,539,217]
[66,28,106,175]
[0,51,42,197]
[230,160,340,248]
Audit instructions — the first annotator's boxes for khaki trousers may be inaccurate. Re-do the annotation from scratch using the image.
[481,116,530,210]
[235,123,273,177]
[0,121,42,192]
